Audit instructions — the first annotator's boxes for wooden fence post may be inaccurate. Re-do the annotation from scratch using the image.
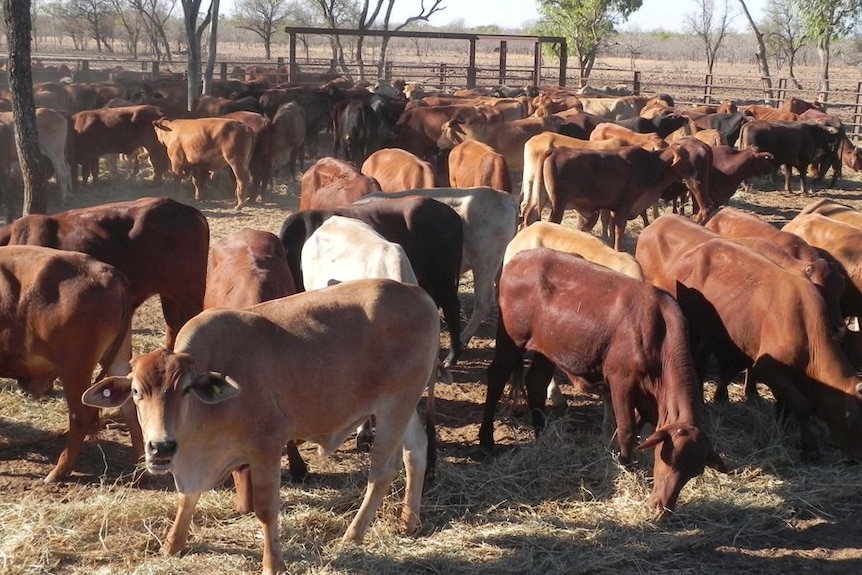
[633,70,641,95]
[219,62,227,81]
[498,40,507,85]
[777,78,787,103]
[384,61,393,81]
[151,60,159,78]
[854,81,862,141]
[467,39,477,88]
[703,74,713,103]
[438,63,446,90]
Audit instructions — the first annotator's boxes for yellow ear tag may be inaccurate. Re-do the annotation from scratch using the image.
[211,385,221,395]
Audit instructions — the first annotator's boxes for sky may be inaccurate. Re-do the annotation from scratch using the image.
[221,0,768,34]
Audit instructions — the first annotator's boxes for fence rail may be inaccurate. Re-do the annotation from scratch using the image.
[4,55,862,142]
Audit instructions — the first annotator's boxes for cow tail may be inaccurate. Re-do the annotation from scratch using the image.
[422,368,439,489]
[64,111,77,193]
[94,269,134,383]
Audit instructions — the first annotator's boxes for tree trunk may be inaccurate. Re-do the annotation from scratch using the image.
[202,0,220,95]
[3,0,48,217]
[737,0,773,103]
[817,40,830,103]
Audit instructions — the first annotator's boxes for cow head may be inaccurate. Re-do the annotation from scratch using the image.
[437,119,466,150]
[637,422,728,516]
[82,348,239,474]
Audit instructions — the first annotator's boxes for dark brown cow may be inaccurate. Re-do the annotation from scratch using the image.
[657,136,715,222]
[299,156,382,211]
[393,104,501,167]
[0,197,209,351]
[480,247,726,515]
[280,196,464,367]
[270,101,306,178]
[192,94,262,117]
[153,117,255,209]
[447,139,512,193]
[70,105,170,186]
[636,219,862,463]
[699,146,774,209]
[537,143,698,250]
[361,148,435,192]
[0,246,132,483]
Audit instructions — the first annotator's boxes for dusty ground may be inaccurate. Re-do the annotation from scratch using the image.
[1,138,862,573]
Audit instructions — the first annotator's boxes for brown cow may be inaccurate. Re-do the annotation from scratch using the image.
[299,156,382,210]
[480,247,726,515]
[636,219,862,463]
[153,117,255,209]
[0,245,132,483]
[220,111,274,203]
[82,279,440,575]
[536,143,698,250]
[394,104,501,165]
[447,139,513,193]
[270,101,306,178]
[588,122,668,149]
[698,145,774,210]
[361,148,435,192]
[742,105,799,122]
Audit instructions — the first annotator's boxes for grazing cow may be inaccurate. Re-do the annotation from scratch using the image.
[435,116,561,171]
[361,148,435,192]
[447,139,512,193]
[270,101,306,178]
[502,221,644,412]
[220,111,274,203]
[657,136,715,222]
[299,156,382,210]
[636,222,862,462]
[0,246,132,483]
[153,117,255,209]
[69,105,170,187]
[0,197,209,353]
[699,146,774,209]
[738,119,840,194]
[480,248,726,515]
[536,144,698,250]
[82,279,440,575]
[356,187,518,348]
[0,108,73,203]
[280,197,464,367]
[798,111,862,186]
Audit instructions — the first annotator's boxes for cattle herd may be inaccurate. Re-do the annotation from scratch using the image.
[2,71,862,574]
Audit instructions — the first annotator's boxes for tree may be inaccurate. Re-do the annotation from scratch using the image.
[234,0,289,60]
[129,0,176,61]
[738,0,773,102]
[3,0,48,216]
[69,0,116,53]
[686,0,733,74]
[180,0,214,111]
[796,0,862,101]
[762,0,807,88]
[110,0,145,57]
[533,0,643,82]
[202,0,220,95]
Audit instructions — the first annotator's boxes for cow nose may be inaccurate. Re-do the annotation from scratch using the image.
[147,439,177,458]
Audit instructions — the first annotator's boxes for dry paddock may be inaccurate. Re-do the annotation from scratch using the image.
[2,157,862,575]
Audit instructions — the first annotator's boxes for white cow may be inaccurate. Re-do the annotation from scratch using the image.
[356,187,519,349]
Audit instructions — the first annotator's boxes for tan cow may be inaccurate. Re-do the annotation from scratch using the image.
[0,245,132,483]
[0,107,73,204]
[300,156,382,210]
[83,279,440,575]
[361,148,436,192]
[589,122,668,148]
[153,118,255,209]
[447,139,512,193]
[576,94,672,120]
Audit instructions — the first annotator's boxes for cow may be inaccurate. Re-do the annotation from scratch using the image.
[191,94,262,117]
[575,94,672,120]
[535,143,698,250]
[480,247,726,515]
[280,197,464,367]
[332,97,376,166]
[299,156,382,210]
[0,197,209,354]
[698,146,774,210]
[780,96,825,115]
[447,139,513,193]
[356,187,518,349]
[270,101,306,178]
[691,112,748,147]
[220,111,274,203]
[636,221,862,463]
[69,105,171,188]
[153,118,255,209]
[82,279,440,575]
[0,246,132,483]
[738,119,841,194]
[435,116,561,171]
[800,198,862,229]
[657,136,715,222]
[588,122,668,149]
[502,221,644,414]
[361,148,435,192]
[742,105,799,122]
[0,107,74,203]
[394,104,501,167]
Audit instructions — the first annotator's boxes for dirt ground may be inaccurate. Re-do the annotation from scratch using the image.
[2,140,862,574]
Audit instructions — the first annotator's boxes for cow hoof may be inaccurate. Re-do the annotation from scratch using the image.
[356,432,374,453]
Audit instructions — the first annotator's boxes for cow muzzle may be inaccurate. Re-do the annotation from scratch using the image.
[145,439,177,473]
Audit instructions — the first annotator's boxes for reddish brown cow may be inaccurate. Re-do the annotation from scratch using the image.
[192,94,262,117]
[536,143,698,250]
[0,246,132,483]
[393,104,501,166]
[153,117,255,209]
[270,101,306,178]
[480,247,726,515]
[447,139,513,193]
[780,96,825,115]
[220,111,274,202]
[299,156,382,211]
[70,105,171,186]
[636,218,862,462]
[742,105,799,122]
[658,136,715,222]
[361,148,435,192]
[0,197,209,352]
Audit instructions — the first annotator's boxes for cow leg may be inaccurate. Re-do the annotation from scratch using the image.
[479,315,523,450]
[47,155,72,205]
[438,290,462,369]
[190,169,206,202]
[105,153,119,176]
[45,367,102,483]
[250,455,287,575]
[607,375,637,465]
[460,265,496,348]
[796,164,809,195]
[524,352,557,435]
[229,162,250,210]
[547,378,566,408]
[612,212,627,252]
[399,411,429,536]
[165,491,201,555]
[160,295,204,351]
[232,465,254,514]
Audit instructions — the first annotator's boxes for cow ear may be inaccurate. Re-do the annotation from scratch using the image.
[82,376,133,409]
[152,120,170,131]
[187,372,240,404]
[636,427,670,451]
